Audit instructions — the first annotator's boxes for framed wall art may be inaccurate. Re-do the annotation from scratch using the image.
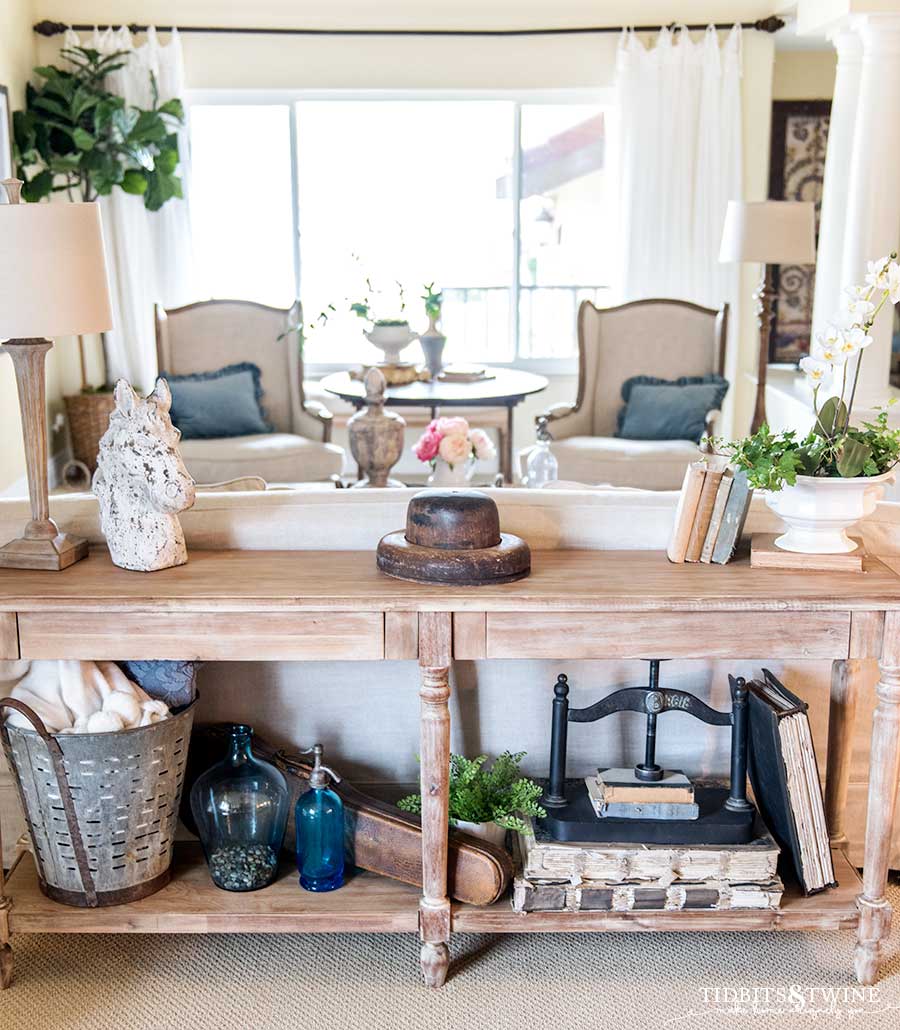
[768,100,831,364]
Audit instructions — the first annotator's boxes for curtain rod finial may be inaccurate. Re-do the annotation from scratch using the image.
[755,16,785,33]
[33,20,67,37]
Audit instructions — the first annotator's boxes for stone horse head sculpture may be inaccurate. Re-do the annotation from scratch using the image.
[93,379,196,572]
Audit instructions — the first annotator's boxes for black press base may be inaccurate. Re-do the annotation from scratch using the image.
[539,779,758,845]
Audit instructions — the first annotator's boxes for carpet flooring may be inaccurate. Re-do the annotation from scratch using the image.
[2,885,899,1030]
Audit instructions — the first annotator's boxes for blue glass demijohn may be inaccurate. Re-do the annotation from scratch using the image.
[295,744,345,892]
[190,724,289,892]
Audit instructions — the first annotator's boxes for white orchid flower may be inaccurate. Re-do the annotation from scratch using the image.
[799,355,833,388]
[865,256,893,289]
[841,291,876,321]
[813,330,847,365]
[844,326,873,351]
[835,326,872,358]
[821,323,848,352]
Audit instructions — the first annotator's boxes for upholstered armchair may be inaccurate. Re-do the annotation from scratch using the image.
[155,300,344,484]
[526,299,728,490]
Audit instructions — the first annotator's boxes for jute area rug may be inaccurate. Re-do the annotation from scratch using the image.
[2,884,899,1030]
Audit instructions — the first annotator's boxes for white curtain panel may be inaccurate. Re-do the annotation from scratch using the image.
[64,27,194,390]
[616,25,742,310]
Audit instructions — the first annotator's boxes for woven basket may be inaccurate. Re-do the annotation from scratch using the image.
[0,697,195,907]
[64,392,116,472]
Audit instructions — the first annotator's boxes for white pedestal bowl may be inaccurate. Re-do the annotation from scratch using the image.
[764,470,895,553]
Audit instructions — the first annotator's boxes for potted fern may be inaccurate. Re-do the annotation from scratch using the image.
[398,752,545,848]
[717,254,900,554]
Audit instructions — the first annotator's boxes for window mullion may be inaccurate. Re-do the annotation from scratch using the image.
[510,103,523,362]
[289,102,302,302]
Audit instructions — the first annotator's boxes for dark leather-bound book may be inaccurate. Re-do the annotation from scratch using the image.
[746,670,837,895]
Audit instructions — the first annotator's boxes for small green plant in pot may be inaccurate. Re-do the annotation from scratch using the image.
[398,752,546,848]
[713,254,900,555]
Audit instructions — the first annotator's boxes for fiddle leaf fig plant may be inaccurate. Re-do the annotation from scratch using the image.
[13,46,184,210]
[398,752,546,834]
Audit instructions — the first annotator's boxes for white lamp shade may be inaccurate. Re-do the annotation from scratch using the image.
[0,201,113,339]
[719,200,817,265]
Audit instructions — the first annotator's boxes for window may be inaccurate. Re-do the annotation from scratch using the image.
[188,94,614,366]
[190,105,296,307]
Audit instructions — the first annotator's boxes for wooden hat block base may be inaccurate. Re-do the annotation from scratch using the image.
[750,533,866,573]
[0,525,88,571]
[377,489,531,585]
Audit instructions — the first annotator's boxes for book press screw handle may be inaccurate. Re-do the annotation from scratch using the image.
[725,677,753,812]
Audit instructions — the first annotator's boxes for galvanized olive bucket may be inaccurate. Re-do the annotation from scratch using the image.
[0,697,195,907]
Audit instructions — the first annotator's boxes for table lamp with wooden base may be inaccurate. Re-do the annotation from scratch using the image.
[719,200,817,434]
[0,179,113,570]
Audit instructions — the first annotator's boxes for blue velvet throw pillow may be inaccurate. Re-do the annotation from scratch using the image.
[616,374,729,443]
[163,363,273,439]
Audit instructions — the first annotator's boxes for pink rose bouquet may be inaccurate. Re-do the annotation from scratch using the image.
[412,416,497,470]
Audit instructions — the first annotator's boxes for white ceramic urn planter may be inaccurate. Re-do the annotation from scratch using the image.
[364,322,419,363]
[451,819,508,848]
[764,470,895,554]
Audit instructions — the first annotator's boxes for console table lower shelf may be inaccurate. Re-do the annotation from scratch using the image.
[4,843,861,944]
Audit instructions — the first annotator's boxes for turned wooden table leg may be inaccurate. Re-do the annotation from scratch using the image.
[825,659,863,852]
[417,611,452,988]
[855,611,900,985]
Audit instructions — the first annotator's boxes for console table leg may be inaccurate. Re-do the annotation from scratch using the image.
[825,659,862,852]
[0,814,11,989]
[855,612,900,985]
[417,612,452,988]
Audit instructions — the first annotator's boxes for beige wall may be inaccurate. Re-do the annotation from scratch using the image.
[773,49,837,100]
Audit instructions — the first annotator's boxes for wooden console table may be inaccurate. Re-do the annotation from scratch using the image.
[0,548,899,989]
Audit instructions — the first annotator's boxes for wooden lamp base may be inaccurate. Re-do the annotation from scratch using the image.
[0,337,89,572]
[0,527,88,571]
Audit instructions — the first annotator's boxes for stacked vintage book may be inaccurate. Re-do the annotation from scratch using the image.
[511,812,784,913]
[667,461,753,564]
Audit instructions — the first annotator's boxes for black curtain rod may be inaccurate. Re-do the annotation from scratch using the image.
[34,17,785,39]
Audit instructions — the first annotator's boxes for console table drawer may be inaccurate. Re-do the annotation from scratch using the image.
[485,611,851,660]
[17,611,383,661]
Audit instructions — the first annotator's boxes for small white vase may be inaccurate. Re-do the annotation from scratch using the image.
[427,457,473,488]
[364,323,418,364]
[764,470,895,553]
[451,819,508,848]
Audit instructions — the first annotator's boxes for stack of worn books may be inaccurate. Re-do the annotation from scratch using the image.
[511,813,784,913]
[667,461,753,564]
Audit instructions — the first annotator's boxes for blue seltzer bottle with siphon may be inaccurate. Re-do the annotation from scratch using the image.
[295,744,345,891]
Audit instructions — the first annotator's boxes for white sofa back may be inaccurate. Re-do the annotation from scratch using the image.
[3,485,900,555]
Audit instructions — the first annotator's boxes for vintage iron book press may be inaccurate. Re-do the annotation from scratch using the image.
[542,661,756,844]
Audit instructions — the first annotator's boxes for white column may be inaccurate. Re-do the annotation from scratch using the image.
[811,26,863,344]
[840,14,900,410]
